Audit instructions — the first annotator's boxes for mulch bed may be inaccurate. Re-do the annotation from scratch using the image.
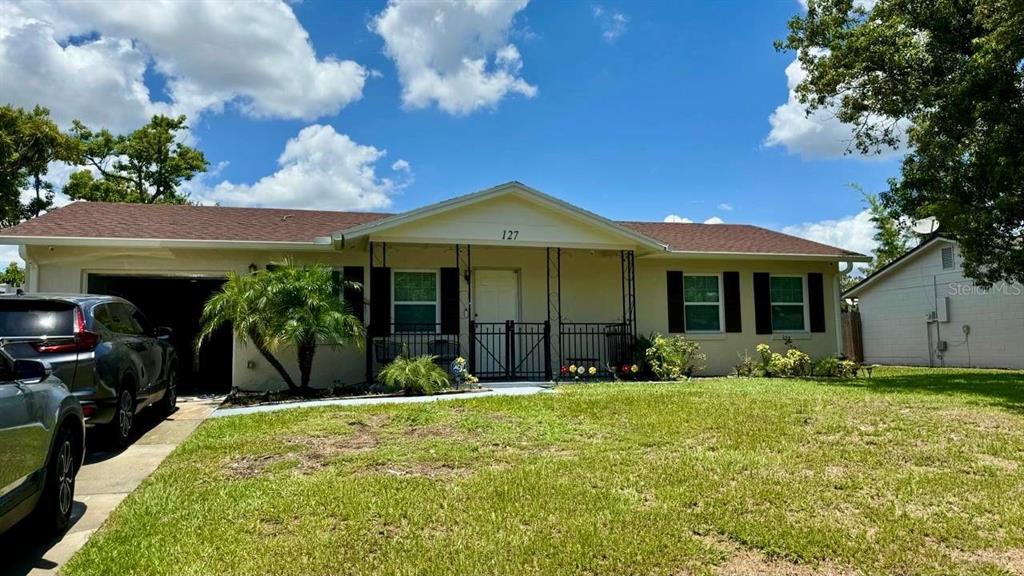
[221,386,489,408]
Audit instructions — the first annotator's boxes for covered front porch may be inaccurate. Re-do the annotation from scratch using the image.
[363,241,639,382]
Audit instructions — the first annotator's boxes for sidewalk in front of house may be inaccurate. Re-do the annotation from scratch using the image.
[212,383,553,418]
[3,396,222,576]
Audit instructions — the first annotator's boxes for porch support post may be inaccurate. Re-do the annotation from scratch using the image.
[621,250,637,361]
[365,240,374,384]
[547,247,562,378]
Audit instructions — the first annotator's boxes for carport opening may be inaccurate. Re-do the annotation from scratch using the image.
[87,275,232,394]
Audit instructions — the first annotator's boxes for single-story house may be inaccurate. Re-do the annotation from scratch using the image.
[0,182,868,390]
[844,236,1024,369]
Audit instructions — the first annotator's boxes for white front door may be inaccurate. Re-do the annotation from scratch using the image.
[473,269,519,377]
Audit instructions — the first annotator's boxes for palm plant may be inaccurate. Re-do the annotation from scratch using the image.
[197,261,365,394]
[261,262,365,391]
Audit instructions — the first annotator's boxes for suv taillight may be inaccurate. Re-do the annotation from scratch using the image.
[32,307,100,353]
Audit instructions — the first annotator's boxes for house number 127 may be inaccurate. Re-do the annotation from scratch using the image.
[501,229,520,240]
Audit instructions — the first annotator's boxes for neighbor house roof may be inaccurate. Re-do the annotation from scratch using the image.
[842,235,954,298]
[0,199,867,260]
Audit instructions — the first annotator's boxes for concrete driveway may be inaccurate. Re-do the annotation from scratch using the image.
[1,396,221,576]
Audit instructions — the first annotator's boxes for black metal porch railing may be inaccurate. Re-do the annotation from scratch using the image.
[470,320,551,381]
[367,323,460,379]
[558,322,634,377]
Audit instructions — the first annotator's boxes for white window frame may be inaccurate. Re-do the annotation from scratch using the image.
[682,272,725,334]
[391,269,440,333]
[769,274,809,333]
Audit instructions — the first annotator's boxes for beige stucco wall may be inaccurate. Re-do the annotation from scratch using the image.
[23,241,842,388]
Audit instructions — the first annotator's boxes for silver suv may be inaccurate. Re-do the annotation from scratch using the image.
[0,294,179,447]
[0,349,85,535]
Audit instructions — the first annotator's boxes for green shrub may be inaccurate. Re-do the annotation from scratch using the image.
[378,355,450,395]
[644,335,706,381]
[733,350,762,377]
[812,356,861,378]
[755,343,811,377]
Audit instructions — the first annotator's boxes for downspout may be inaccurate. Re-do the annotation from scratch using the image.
[18,245,37,292]
[834,261,854,356]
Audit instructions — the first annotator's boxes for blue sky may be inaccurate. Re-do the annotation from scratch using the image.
[1,0,903,263]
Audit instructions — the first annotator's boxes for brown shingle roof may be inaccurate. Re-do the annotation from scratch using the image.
[618,221,864,257]
[0,201,864,257]
[0,202,391,243]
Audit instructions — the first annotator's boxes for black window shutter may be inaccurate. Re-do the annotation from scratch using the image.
[753,272,772,335]
[808,272,826,333]
[666,271,685,333]
[439,267,460,335]
[369,267,391,337]
[342,266,365,323]
[723,271,742,333]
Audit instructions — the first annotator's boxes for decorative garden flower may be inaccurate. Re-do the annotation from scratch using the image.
[631,364,639,373]
[577,366,586,375]
[560,365,569,375]
[588,366,597,376]
[569,364,577,374]
[622,364,631,373]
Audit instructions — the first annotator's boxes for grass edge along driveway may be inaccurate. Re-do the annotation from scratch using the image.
[64,367,1024,576]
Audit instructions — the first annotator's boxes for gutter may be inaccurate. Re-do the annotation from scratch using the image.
[0,236,332,252]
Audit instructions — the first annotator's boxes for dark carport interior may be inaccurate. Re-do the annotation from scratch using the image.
[86,275,232,393]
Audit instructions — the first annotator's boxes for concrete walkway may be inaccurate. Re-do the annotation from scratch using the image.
[2,396,222,576]
[213,384,552,418]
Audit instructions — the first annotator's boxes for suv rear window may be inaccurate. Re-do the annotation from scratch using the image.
[0,300,76,337]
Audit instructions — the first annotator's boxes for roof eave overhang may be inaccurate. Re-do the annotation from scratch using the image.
[646,250,872,263]
[0,236,330,251]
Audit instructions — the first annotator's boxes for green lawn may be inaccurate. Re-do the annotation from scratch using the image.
[65,367,1024,576]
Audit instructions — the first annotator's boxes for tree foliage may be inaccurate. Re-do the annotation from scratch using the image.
[64,115,207,204]
[863,192,912,275]
[0,105,75,227]
[197,262,365,394]
[0,262,25,287]
[779,0,1024,285]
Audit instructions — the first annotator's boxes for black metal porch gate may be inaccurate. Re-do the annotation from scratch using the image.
[469,320,551,381]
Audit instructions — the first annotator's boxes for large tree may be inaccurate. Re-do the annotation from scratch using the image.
[64,114,207,204]
[0,105,75,227]
[863,192,912,275]
[779,0,1024,285]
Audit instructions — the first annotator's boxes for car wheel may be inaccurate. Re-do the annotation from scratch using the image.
[158,368,177,417]
[34,425,78,534]
[108,386,136,448]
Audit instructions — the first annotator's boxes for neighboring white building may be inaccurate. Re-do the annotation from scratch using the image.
[844,237,1024,369]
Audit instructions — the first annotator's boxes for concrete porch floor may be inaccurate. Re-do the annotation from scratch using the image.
[1,396,222,576]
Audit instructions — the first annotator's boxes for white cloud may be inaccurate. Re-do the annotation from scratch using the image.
[765,56,907,159]
[703,216,725,225]
[0,1,367,132]
[717,203,733,211]
[782,209,876,257]
[663,214,692,223]
[592,5,629,43]
[0,245,23,267]
[391,159,411,173]
[371,0,537,115]
[199,125,407,211]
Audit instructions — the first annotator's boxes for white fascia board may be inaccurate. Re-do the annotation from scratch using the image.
[643,250,872,263]
[0,236,329,251]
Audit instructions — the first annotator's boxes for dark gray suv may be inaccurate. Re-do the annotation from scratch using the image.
[0,294,179,447]
[0,349,84,535]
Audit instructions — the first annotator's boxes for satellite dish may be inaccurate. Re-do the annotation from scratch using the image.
[910,216,939,235]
